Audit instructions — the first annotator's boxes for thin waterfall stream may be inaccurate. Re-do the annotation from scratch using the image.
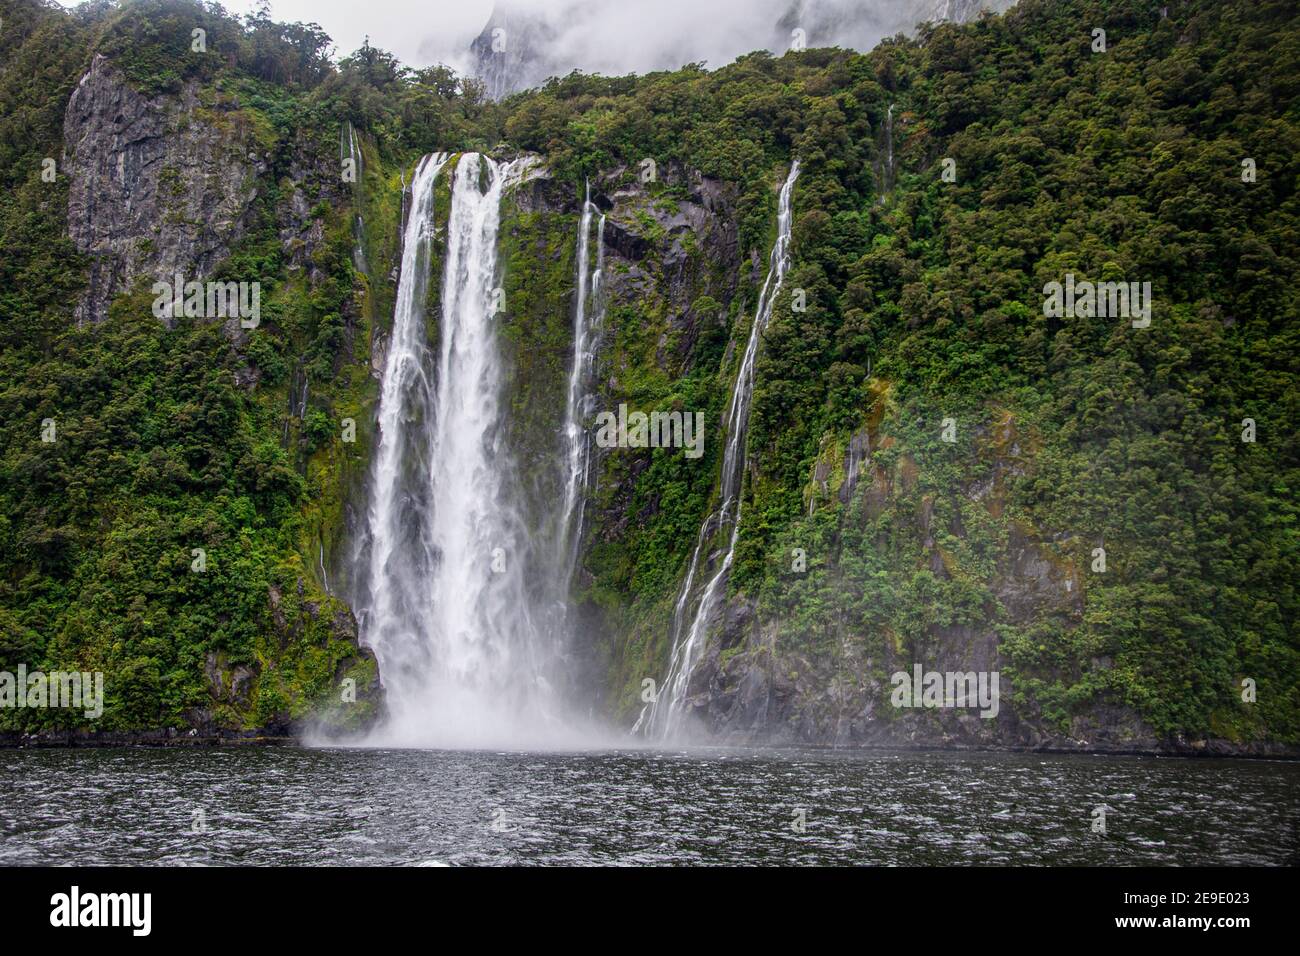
[636,161,801,739]
[557,183,605,587]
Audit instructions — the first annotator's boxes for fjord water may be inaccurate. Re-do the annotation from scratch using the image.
[2,748,1295,866]
[638,161,801,739]
[353,153,580,748]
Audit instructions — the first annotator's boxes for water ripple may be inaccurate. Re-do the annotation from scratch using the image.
[1,747,1296,866]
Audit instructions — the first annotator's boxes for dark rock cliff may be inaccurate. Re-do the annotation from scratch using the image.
[55,52,381,737]
[64,54,261,325]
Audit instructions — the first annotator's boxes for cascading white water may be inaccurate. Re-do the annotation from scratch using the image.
[340,121,363,182]
[556,184,605,581]
[358,152,570,747]
[355,152,449,735]
[636,161,801,739]
[354,215,369,274]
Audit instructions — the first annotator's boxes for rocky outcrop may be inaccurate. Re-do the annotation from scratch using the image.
[278,132,351,285]
[504,157,742,391]
[182,578,383,739]
[666,399,1293,755]
[597,164,741,372]
[576,164,742,560]
[470,3,562,100]
[63,54,264,325]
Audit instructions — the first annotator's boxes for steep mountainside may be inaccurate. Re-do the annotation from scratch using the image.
[0,0,1296,753]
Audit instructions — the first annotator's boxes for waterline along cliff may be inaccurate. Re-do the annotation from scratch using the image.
[0,0,1296,755]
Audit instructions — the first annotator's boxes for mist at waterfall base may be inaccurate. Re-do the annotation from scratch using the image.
[332,151,807,751]
[338,152,627,751]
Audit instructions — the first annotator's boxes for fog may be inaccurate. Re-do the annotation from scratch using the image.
[460,1,1004,91]
[467,0,800,76]
[61,1,1012,86]
[464,1,1021,96]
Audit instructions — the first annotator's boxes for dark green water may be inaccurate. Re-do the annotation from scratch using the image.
[1,747,1296,865]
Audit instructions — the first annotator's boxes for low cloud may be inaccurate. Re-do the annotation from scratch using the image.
[442,0,1016,91]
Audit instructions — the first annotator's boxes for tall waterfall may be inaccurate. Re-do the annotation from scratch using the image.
[357,152,568,747]
[354,151,447,721]
[636,161,801,739]
[556,185,605,584]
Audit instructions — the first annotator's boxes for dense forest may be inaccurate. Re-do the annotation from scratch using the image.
[0,0,1295,749]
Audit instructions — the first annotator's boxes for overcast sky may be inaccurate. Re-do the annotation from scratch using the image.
[56,1,965,80]
[55,0,498,69]
[237,0,498,67]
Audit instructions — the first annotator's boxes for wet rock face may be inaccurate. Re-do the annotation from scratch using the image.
[63,54,262,325]
[574,163,742,548]
[684,420,1162,752]
[504,163,571,215]
[598,164,741,372]
[201,652,258,713]
[198,581,382,736]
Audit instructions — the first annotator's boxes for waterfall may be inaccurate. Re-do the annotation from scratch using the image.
[354,152,448,737]
[353,214,370,276]
[356,151,565,748]
[636,161,801,739]
[340,121,362,175]
[319,542,331,596]
[879,103,895,203]
[342,122,368,273]
[886,103,894,181]
[556,184,605,583]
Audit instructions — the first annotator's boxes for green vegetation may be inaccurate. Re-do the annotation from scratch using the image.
[0,0,1295,744]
